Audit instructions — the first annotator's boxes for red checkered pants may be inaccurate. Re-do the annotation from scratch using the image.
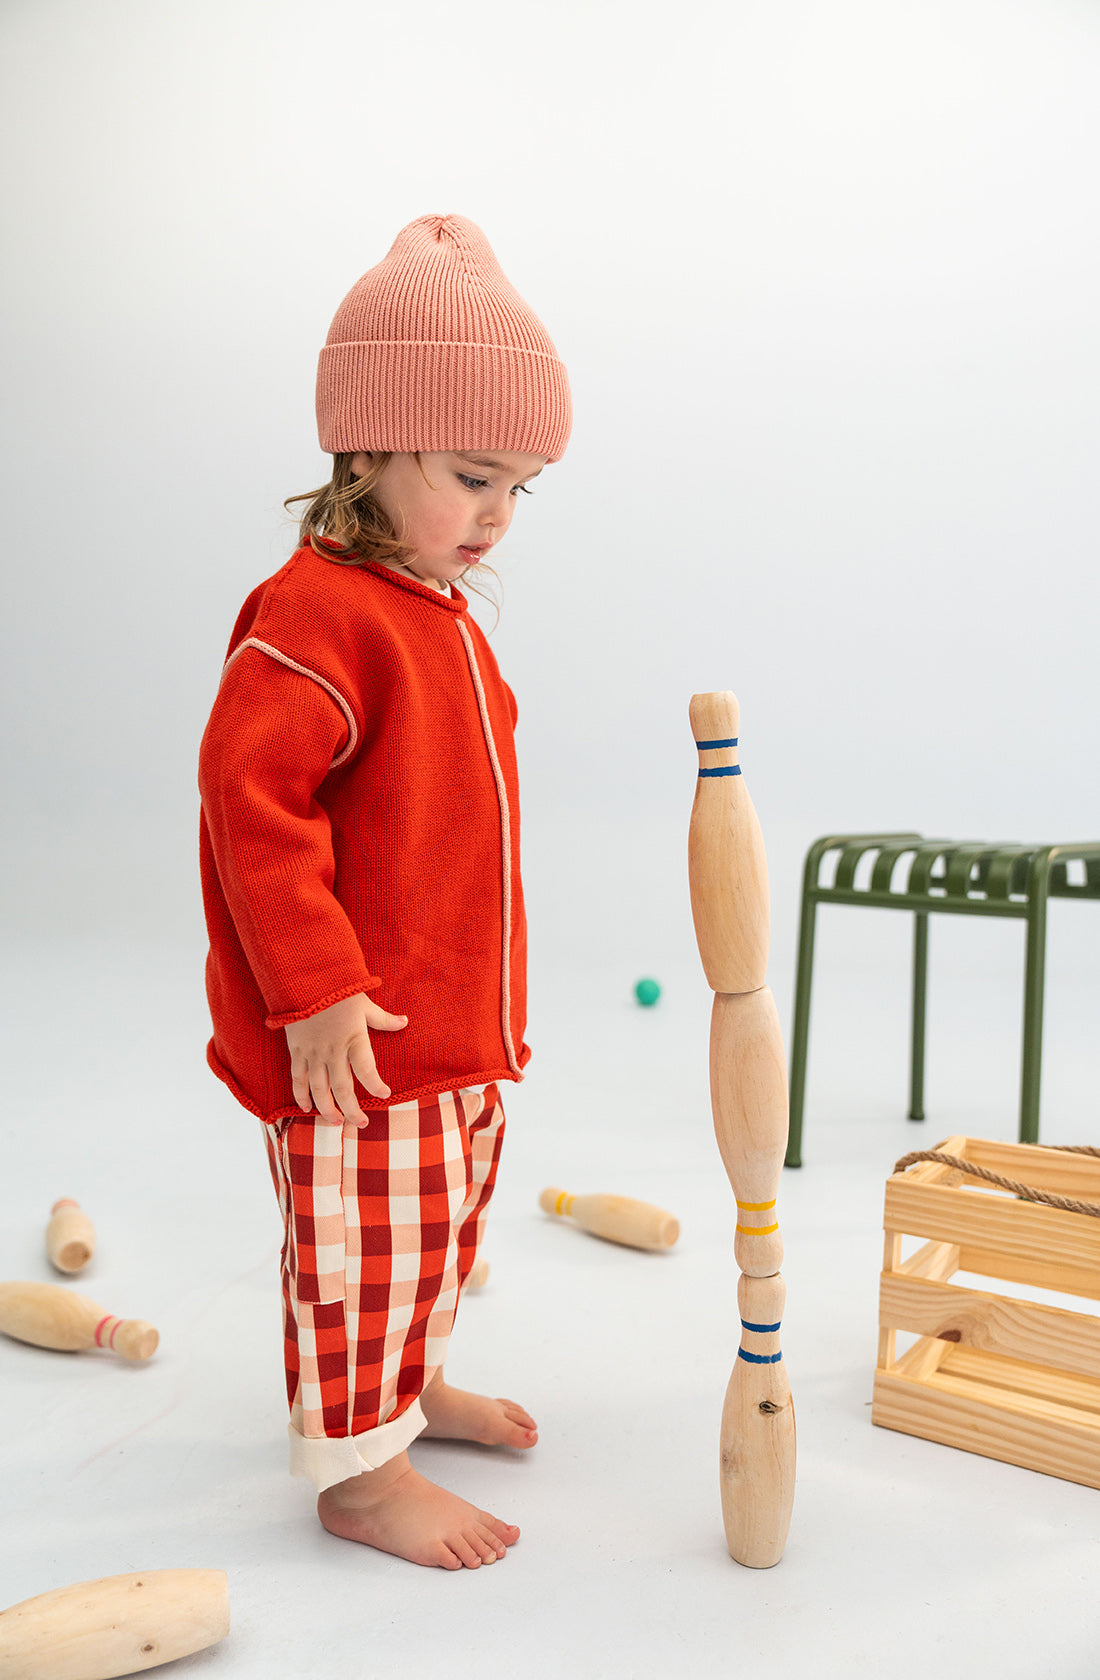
[262,1084,505,1491]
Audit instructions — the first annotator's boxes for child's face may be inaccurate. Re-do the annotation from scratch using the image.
[352,449,546,588]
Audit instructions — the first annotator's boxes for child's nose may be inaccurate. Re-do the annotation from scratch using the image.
[482,492,512,527]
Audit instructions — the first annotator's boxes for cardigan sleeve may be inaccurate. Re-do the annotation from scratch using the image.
[198,645,381,1024]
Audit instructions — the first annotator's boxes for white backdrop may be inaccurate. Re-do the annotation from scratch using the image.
[2,0,1099,988]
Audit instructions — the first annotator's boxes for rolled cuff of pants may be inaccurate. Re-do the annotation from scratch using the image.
[288,1397,427,1492]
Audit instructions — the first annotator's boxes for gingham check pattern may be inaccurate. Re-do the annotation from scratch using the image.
[263,1085,504,1443]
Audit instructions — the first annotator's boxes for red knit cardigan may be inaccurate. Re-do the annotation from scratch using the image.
[198,544,529,1122]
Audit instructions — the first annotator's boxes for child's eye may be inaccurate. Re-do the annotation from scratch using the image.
[458,474,487,490]
[510,483,534,497]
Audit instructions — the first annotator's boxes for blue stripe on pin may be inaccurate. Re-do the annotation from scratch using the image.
[738,1349,783,1364]
[695,737,738,749]
[699,766,741,777]
[741,1320,782,1334]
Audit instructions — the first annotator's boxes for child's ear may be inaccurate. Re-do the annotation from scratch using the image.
[350,451,372,478]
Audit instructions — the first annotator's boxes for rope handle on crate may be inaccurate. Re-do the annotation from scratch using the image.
[892,1146,1100,1219]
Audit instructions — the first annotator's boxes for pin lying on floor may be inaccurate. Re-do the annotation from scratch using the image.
[0,1281,158,1362]
[46,1199,96,1274]
[0,1568,229,1680]
[539,1187,680,1251]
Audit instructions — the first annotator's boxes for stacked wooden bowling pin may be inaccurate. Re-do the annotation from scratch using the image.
[688,691,795,1568]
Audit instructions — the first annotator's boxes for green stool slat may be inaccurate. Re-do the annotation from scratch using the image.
[785,833,1100,1167]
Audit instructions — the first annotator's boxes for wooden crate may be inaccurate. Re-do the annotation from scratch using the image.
[872,1135,1100,1487]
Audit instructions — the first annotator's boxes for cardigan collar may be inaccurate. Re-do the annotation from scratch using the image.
[358,559,469,615]
[308,542,468,615]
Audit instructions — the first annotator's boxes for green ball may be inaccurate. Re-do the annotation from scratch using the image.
[634,977,661,1007]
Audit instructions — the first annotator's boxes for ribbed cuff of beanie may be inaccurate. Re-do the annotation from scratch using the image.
[317,340,571,462]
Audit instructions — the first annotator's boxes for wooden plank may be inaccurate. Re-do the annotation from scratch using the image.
[896,1156,964,1190]
[884,1178,1100,1276]
[877,1234,899,1369]
[963,1138,1100,1200]
[892,1335,952,1381]
[871,1370,1100,1488]
[917,1137,969,1188]
[897,1240,960,1283]
[878,1273,1100,1382]
[940,1347,1100,1415]
[957,1245,1100,1305]
[930,1360,1100,1427]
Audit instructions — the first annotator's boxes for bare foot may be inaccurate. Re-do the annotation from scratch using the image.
[420,1373,538,1449]
[317,1451,519,1569]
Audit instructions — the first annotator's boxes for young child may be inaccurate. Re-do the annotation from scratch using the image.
[198,214,571,1570]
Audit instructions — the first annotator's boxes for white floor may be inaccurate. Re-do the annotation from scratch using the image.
[3,925,1099,1679]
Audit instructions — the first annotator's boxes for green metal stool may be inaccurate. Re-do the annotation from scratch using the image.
[785,833,1100,1167]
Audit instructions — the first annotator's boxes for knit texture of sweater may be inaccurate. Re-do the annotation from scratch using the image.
[198,545,529,1122]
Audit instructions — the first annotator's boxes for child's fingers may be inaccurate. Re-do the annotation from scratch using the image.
[307,1061,343,1126]
[364,1002,408,1033]
[349,1039,391,1105]
[289,1050,315,1114]
[326,1059,370,1126]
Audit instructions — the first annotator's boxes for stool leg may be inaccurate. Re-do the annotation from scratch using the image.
[785,892,818,1168]
[1020,881,1049,1146]
[908,912,928,1121]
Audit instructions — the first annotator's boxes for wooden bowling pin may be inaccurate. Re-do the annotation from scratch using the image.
[0,1568,229,1679]
[688,689,795,1568]
[0,1282,158,1362]
[720,1273,795,1569]
[711,989,787,1279]
[46,1199,96,1274]
[688,692,770,995]
[539,1187,680,1251]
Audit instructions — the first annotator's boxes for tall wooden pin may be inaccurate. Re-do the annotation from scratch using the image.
[688,690,795,1568]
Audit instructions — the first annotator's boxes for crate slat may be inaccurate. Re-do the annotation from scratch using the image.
[940,1346,1100,1414]
[872,1367,1100,1489]
[898,1239,960,1282]
[956,1245,1100,1305]
[884,1179,1100,1274]
[961,1139,1100,1199]
[879,1272,1100,1380]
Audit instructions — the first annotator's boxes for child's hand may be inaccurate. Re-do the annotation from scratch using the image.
[284,993,408,1126]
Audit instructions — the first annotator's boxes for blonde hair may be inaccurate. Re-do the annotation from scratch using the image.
[285,452,500,617]
[285,452,412,570]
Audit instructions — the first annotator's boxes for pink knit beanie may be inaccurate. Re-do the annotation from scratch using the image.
[316,214,571,462]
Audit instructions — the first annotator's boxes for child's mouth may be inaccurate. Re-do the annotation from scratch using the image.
[457,546,484,564]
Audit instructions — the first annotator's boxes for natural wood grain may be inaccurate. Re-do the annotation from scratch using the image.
[897,1240,960,1282]
[688,692,770,994]
[709,988,787,1278]
[872,1367,1100,1488]
[879,1272,1100,1381]
[0,1569,229,1680]
[884,1179,1100,1276]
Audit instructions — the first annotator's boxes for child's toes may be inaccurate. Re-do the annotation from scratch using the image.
[449,1533,485,1568]
[499,1398,537,1430]
[473,1522,507,1560]
[482,1512,520,1546]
